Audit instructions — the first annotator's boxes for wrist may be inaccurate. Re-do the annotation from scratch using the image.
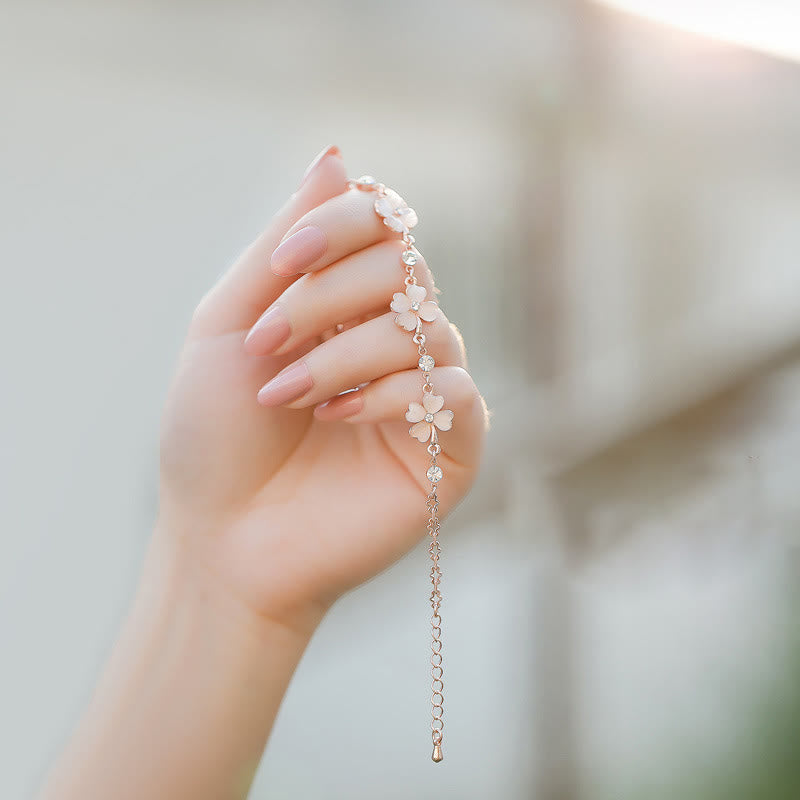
[149,512,330,640]
[42,523,319,800]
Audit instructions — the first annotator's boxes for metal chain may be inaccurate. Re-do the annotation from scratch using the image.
[427,482,444,761]
[350,174,447,763]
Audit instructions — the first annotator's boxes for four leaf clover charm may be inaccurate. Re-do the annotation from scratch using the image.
[390,284,439,331]
[406,394,455,443]
[374,188,418,233]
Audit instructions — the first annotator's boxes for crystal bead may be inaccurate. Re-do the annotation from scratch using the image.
[418,355,435,371]
[356,175,376,188]
[402,249,419,266]
[424,413,434,423]
[411,301,421,312]
[427,465,443,483]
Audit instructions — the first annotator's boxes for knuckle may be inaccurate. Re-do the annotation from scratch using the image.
[426,314,463,358]
[425,313,451,345]
[440,366,479,401]
[342,193,367,225]
[416,263,435,293]
[448,321,468,365]
[436,366,487,428]
[349,191,389,233]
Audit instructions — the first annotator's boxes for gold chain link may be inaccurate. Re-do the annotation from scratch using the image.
[426,487,444,760]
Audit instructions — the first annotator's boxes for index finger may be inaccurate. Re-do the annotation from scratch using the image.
[191,146,348,338]
[269,183,413,277]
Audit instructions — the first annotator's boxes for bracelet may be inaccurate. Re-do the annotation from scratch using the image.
[348,175,449,763]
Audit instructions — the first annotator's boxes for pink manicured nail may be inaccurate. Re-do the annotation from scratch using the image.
[257,362,313,407]
[314,392,364,421]
[270,226,327,276]
[244,306,291,355]
[300,144,341,187]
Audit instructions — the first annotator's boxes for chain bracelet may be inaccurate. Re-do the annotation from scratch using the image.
[348,174,451,763]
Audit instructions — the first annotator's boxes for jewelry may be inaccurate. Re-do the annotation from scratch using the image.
[348,175,449,763]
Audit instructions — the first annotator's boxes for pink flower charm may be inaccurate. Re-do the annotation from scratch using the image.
[390,284,438,331]
[374,189,419,233]
[406,394,454,442]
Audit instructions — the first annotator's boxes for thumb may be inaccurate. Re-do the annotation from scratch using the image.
[193,146,348,337]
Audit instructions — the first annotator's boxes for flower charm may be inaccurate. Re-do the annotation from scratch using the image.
[390,284,438,331]
[406,393,454,442]
[374,188,419,233]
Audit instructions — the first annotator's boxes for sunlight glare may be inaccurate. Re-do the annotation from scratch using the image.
[596,1,800,62]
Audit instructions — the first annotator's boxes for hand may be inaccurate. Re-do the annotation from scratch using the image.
[40,148,486,800]
[159,147,487,633]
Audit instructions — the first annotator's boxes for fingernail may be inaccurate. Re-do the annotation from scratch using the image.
[314,392,364,421]
[300,144,341,188]
[257,362,313,407]
[244,305,291,355]
[270,225,327,276]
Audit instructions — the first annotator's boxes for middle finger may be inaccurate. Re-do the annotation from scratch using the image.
[255,311,466,409]
[244,240,436,357]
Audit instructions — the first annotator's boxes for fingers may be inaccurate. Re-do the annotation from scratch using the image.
[243,240,435,357]
[269,187,398,277]
[191,145,348,337]
[255,312,466,409]
[315,366,487,468]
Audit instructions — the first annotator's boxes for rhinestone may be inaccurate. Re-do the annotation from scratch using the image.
[411,301,421,312]
[418,355,435,371]
[427,465,443,483]
[402,250,419,266]
[356,175,376,188]
[424,413,435,423]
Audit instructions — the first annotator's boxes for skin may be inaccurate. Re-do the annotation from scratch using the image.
[39,146,486,799]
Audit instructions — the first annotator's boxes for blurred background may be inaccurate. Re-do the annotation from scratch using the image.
[1,1,799,797]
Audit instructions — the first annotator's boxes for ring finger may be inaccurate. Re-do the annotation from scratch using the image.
[255,311,466,409]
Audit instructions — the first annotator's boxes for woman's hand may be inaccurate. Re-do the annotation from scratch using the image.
[159,146,487,634]
[40,148,486,800]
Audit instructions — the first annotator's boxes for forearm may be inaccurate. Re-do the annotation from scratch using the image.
[40,528,317,800]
